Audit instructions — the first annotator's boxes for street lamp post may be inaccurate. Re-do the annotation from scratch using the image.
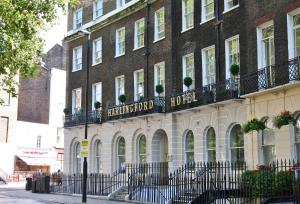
[78,29,91,204]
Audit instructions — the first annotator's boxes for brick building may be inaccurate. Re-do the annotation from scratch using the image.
[63,0,300,175]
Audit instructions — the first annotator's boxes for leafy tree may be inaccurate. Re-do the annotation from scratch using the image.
[0,0,76,104]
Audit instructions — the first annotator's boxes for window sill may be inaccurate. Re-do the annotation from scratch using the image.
[223,5,239,14]
[181,26,194,34]
[92,61,102,67]
[114,53,125,58]
[133,46,144,51]
[72,68,82,72]
[153,37,165,44]
[200,17,215,25]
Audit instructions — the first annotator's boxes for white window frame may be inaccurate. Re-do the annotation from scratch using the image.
[138,135,147,164]
[93,0,103,20]
[73,8,83,29]
[154,61,166,97]
[293,115,300,162]
[257,21,274,69]
[223,0,239,13]
[205,127,216,162]
[74,142,81,174]
[92,37,102,65]
[134,69,144,101]
[134,18,145,50]
[227,124,244,163]
[116,0,125,8]
[225,35,240,79]
[182,53,195,91]
[92,82,102,110]
[154,7,165,42]
[115,27,126,57]
[182,0,194,32]
[201,45,216,86]
[72,46,82,72]
[115,75,125,105]
[184,130,194,164]
[72,88,82,114]
[201,0,215,23]
[117,137,126,170]
[287,8,300,59]
[94,140,102,173]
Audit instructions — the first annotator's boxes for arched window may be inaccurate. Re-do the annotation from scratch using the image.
[230,124,244,163]
[74,142,81,174]
[206,127,216,162]
[261,119,276,165]
[185,130,194,164]
[94,140,101,173]
[296,116,300,162]
[138,135,147,164]
[117,137,126,169]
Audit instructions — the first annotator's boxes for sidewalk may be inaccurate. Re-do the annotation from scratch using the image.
[0,185,131,204]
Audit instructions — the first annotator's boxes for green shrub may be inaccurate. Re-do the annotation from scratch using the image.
[155,84,164,95]
[118,94,126,103]
[63,108,70,115]
[94,101,101,110]
[230,64,240,76]
[183,77,193,89]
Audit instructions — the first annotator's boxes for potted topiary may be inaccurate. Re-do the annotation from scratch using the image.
[118,94,126,104]
[156,84,164,96]
[63,108,69,115]
[273,110,295,129]
[230,64,240,77]
[242,117,266,133]
[184,77,193,90]
[94,101,101,110]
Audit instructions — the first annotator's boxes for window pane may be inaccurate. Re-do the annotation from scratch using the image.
[230,125,244,147]
[262,129,275,145]
[263,145,276,164]
[186,131,194,152]
[118,138,125,155]
[208,150,216,162]
[231,148,244,163]
[207,128,216,149]
[139,136,146,155]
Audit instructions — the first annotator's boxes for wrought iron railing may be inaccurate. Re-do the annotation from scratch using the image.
[64,110,102,127]
[106,97,165,121]
[241,58,300,95]
[169,78,240,112]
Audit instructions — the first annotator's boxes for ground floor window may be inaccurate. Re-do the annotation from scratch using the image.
[138,135,147,164]
[117,137,126,170]
[185,130,194,164]
[262,119,276,165]
[94,140,101,173]
[206,127,216,162]
[230,124,244,163]
[74,142,81,174]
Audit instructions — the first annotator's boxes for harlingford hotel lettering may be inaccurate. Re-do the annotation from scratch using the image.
[108,100,155,117]
[170,91,197,108]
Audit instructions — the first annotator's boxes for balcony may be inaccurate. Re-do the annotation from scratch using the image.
[64,110,102,127]
[106,97,165,121]
[240,58,300,96]
[169,79,240,112]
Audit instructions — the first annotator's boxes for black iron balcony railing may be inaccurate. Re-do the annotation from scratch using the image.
[241,58,300,95]
[64,110,102,127]
[106,97,165,121]
[169,78,240,112]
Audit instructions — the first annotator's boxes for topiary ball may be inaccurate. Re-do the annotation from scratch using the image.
[184,77,193,88]
[94,101,101,109]
[118,94,127,103]
[156,84,164,95]
[230,64,240,76]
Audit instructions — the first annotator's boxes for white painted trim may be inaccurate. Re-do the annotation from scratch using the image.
[72,46,83,72]
[225,35,240,79]
[154,7,165,42]
[67,0,140,37]
[73,8,83,30]
[154,61,165,97]
[223,2,239,14]
[115,75,125,105]
[71,87,82,114]
[133,69,144,101]
[93,0,103,20]
[256,21,274,70]
[182,0,194,32]
[182,53,195,91]
[201,0,215,23]
[115,27,126,57]
[286,8,300,59]
[92,37,102,66]
[91,82,102,110]
[200,17,215,25]
[201,45,216,86]
[134,18,145,50]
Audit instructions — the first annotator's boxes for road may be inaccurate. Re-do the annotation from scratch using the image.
[0,184,131,204]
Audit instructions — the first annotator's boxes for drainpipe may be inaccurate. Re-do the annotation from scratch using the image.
[145,0,150,98]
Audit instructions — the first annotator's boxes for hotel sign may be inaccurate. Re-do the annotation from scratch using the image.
[170,91,198,108]
[107,100,155,118]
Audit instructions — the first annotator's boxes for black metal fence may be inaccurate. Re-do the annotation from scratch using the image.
[50,161,300,204]
[50,168,128,196]
[64,110,102,127]
[241,57,300,95]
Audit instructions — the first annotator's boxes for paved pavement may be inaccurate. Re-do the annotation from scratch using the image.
[0,184,131,204]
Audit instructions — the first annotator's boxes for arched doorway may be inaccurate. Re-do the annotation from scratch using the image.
[151,129,168,163]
